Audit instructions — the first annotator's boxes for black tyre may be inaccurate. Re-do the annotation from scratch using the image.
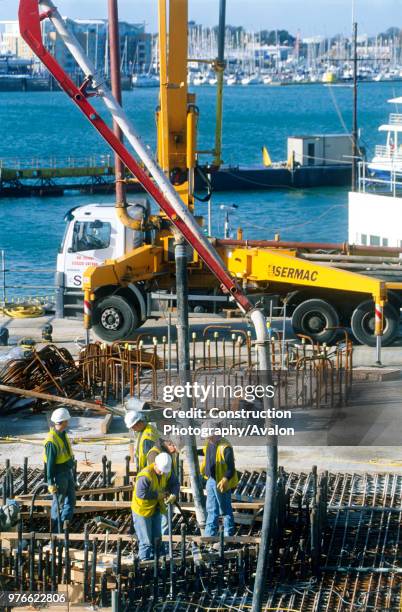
[351,300,400,347]
[92,295,139,342]
[291,298,339,344]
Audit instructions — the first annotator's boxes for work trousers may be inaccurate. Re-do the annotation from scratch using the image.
[204,477,235,537]
[51,470,76,533]
[132,511,162,560]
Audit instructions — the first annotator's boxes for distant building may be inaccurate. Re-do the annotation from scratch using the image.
[0,18,152,77]
[0,21,37,60]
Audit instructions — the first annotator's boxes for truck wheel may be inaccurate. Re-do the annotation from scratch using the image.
[291,299,339,344]
[92,295,139,342]
[351,300,399,346]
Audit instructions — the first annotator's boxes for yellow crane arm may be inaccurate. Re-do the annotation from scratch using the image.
[221,247,389,303]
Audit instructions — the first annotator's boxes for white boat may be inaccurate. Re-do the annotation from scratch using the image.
[132,74,159,88]
[348,98,402,248]
[349,163,402,248]
[368,96,402,178]
[241,74,261,86]
[192,73,208,86]
[226,74,238,86]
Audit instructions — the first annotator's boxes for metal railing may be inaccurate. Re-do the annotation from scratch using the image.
[373,145,402,162]
[0,155,113,170]
[388,113,402,125]
[0,249,56,306]
[357,160,402,196]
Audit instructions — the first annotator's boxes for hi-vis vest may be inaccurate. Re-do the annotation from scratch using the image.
[42,429,74,465]
[136,424,160,471]
[200,438,239,490]
[131,464,170,517]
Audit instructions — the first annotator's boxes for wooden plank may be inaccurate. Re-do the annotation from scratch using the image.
[17,499,262,511]
[17,499,132,509]
[101,413,113,434]
[181,486,265,505]
[58,583,84,605]
[16,484,133,500]
[0,532,260,544]
[0,383,112,414]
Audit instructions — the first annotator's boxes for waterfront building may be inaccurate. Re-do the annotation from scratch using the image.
[0,18,152,78]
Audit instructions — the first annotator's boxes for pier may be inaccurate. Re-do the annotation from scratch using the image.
[0,156,352,197]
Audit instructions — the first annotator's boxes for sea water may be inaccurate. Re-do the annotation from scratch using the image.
[0,81,400,294]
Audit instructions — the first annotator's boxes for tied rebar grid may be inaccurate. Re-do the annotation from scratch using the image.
[78,329,353,409]
[0,461,400,611]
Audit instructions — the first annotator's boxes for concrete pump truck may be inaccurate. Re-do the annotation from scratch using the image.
[19,0,402,347]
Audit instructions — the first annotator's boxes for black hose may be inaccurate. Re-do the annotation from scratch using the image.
[194,165,214,202]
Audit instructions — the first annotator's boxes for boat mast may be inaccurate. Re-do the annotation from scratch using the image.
[352,1,358,191]
[352,22,358,191]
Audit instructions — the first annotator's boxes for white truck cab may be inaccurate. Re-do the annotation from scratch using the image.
[55,197,232,341]
[55,199,149,323]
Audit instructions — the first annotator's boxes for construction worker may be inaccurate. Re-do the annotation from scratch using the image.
[43,407,76,533]
[124,402,179,473]
[146,438,180,536]
[147,439,179,474]
[131,452,179,560]
[124,407,161,472]
[200,422,239,537]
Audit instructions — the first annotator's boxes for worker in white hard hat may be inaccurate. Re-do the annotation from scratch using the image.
[124,398,169,467]
[131,452,179,560]
[124,406,162,472]
[42,407,76,533]
[125,398,179,472]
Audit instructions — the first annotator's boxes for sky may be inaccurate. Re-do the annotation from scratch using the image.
[1,0,400,37]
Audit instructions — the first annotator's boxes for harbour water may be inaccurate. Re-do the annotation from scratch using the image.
[0,81,400,294]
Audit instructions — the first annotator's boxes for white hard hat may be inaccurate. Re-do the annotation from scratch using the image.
[124,410,146,429]
[51,407,71,424]
[154,452,172,474]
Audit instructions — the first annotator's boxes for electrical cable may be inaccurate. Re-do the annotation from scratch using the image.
[0,304,44,318]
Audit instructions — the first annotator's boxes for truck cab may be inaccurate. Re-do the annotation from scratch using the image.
[56,199,149,321]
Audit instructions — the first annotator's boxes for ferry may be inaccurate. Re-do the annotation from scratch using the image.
[368,96,402,178]
[349,96,402,249]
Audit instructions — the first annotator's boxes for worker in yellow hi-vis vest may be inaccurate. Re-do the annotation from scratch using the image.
[124,408,161,472]
[43,408,76,533]
[131,453,179,560]
[145,439,180,537]
[124,400,179,474]
[200,421,239,537]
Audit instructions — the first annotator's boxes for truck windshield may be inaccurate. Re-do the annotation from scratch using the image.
[72,221,112,252]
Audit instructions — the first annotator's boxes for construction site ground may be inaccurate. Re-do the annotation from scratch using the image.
[0,313,401,475]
